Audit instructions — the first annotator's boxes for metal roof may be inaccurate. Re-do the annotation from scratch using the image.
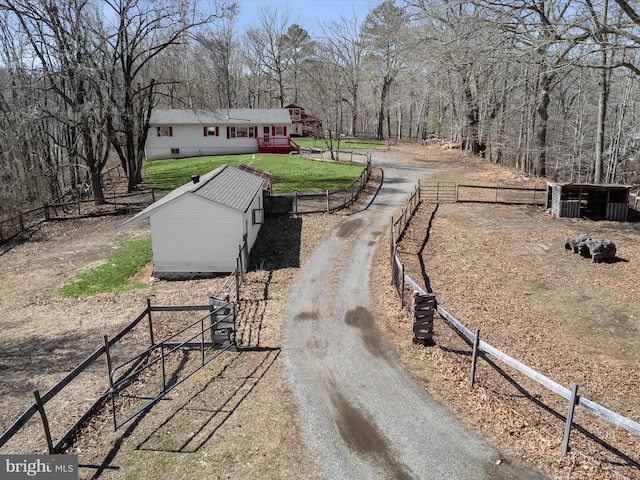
[547,181,632,189]
[116,165,269,230]
[150,108,292,125]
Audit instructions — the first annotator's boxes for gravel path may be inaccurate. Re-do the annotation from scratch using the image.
[283,154,547,479]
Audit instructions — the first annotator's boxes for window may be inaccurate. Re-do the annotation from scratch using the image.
[204,126,219,137]
[252,208,264,225]
[275,126,284,136]
[289,108,301,121]
[157,126,173,137]
[171,148,180,154]
[230,126,254,138]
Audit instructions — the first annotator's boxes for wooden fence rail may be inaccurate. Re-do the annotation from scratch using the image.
[392,183,640,456]
[0,190,155,244]
[421,182,547,206]
[266,157,372,215]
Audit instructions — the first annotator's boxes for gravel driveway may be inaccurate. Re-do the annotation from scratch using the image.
[283,154,547,479]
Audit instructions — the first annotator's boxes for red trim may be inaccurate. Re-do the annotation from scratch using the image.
[271,125,275,136]
[168,127,173,137]
[254,126,258,138]
[284,126,287,136]
[203,126,208,137]
[216,126,219,136]
[227,126,230,139]
[156,126,161,137]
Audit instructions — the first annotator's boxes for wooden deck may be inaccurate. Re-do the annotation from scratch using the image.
[257,138,299,154]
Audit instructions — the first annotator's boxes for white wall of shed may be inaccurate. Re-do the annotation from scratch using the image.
[244,191,263,252]
[149,193,243,273]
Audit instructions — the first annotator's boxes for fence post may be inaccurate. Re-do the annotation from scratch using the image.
[44,204,50,221]
[400,262,405,305]
[33,390,55,454]
[235,258,241,302]
[104,334,118,429]
[562,382,579,454]
[294,192,298,214]
[19,213,24,232]
[104,335,113,389]
[455,182,459,202]
[390,218,395,285]
[326,189,330,212]
[470,329,481,387]
[147,299,155,346]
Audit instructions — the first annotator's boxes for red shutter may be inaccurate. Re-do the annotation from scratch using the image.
[227,126,230,139]
[203,126,208,137]
[216,126,219,136]
[254,126,258,138]
[168,127,173,137]
[284,126,287,137]
[272,126,275,136]
[156,126,161,137]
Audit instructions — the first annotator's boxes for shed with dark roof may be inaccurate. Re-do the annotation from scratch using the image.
[117,165,270,276]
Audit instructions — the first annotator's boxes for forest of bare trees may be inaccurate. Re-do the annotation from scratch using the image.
[1,0,640,215]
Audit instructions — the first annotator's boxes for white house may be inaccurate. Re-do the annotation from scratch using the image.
[145,108,296,160]
[117,165,271,276]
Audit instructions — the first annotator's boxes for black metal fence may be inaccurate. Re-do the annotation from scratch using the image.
[109,300,234,430]
[0,292,238,454]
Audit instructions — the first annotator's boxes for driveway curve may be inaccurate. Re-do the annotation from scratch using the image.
[283,153,546,479]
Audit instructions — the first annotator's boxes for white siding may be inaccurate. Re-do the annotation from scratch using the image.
[145,124,291,160]
[150,193,243,273]
[243,191,264,251]
[145,125,259,160]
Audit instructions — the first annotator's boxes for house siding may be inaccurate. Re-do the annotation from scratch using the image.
[144,108,293,160]
[150,194,242,273]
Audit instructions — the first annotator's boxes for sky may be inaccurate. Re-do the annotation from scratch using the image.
[235,0,375,37]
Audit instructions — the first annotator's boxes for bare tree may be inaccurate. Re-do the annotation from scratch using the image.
[321,12,366,136]
[244,7,293,107]
[0,0,111,203]
[363,0,411,140]
[103,0,234,192]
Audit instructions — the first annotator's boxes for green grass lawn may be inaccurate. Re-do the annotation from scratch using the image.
[292,137,382,150]
[143,153,364,193]
[58,237,152,297]
[62,148,367,296]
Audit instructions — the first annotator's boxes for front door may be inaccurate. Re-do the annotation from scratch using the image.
[263,126,270,139]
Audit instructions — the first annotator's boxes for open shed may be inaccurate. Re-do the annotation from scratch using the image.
[117,165,270,276]
[546,182,631,221]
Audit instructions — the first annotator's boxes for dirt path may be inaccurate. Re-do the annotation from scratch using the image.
[283,154,547,479]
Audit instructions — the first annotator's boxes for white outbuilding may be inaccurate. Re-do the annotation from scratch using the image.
[117,165,270,276]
